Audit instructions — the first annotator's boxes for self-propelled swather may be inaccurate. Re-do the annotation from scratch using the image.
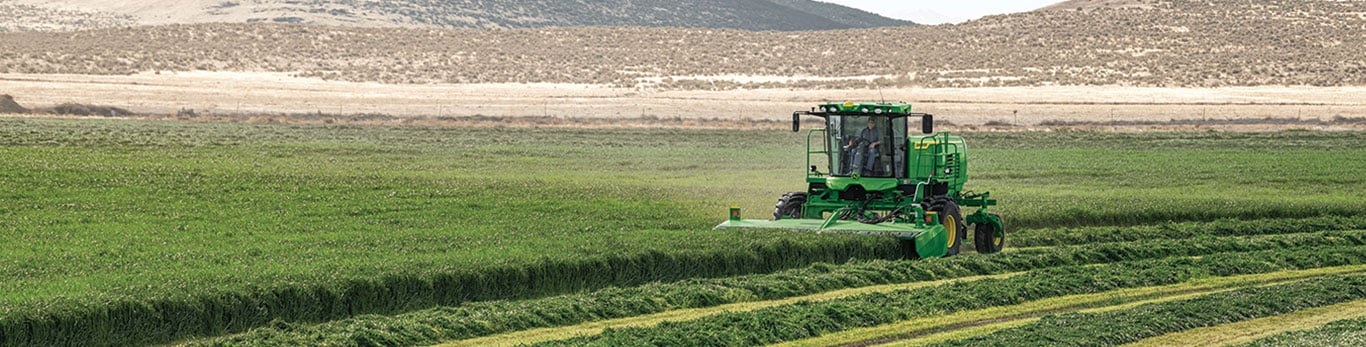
[717,102,1005,258]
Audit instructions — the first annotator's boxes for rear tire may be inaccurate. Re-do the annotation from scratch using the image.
[928,198,964,256]
[773,192,807,220]
[975,213,1005,254]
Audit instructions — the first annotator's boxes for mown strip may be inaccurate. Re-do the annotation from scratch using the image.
[930,274,1366,347]
[188,230,1366,346]
[877,319,1036,347]
[528,246,1366,346]
[1121,299,1366,347]
[1234,316,1366,347]
[780,265,1366,347]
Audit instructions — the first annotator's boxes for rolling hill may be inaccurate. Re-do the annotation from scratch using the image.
[1,0,1360,89]
[0,0,913,32]
[1041,0,1156,11]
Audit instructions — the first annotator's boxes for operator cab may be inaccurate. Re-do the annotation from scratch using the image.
[793,102,933,179]
[829,115,907,178]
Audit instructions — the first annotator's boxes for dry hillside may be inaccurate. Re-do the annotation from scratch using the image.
[0,1,134,32]
[1042,0,1158,11]
[0,0,1363,89]
[0,0,910,32]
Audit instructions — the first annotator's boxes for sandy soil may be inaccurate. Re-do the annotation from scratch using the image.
[3,71,1364,128]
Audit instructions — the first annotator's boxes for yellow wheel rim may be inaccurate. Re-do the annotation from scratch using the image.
[993,223,1003,247]
[944,215,957,246]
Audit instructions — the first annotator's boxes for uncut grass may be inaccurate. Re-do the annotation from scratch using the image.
[3,118,1366,345]
[191,228,1366,346]
[532,246,1366,346]
[933,275,1366,347]
[1236,316,1366,347]
[0,119,904,346]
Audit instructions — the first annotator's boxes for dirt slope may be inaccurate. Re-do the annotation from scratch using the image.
[0,94,29,113]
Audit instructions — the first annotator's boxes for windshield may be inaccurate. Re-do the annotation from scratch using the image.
[827,116,907,178]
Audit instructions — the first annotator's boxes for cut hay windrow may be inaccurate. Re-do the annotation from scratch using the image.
[1009,216,1366,247]
[782,266,1365,347]
[934,275,1366,346]
[530,246,1366,346]
[0,237,900,347]
[1122,299,1366,347]
[193,230,1366,346]
[1234,316,1366,347]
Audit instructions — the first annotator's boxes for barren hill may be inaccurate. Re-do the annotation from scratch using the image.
[1,0,1363,89]
[1042,0,1157,11]
[0,0,912,32]
[0,1,135,31]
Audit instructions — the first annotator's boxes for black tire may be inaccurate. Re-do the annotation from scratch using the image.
[975,213,1005,254]
[773,192,807,220]
[927,198,964,256]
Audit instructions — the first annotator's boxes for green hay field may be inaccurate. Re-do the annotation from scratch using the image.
[2,117,1365,346]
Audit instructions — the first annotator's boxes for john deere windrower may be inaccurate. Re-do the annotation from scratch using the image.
[716,102,1004,258]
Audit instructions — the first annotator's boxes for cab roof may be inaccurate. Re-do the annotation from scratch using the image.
[810,102,913,116]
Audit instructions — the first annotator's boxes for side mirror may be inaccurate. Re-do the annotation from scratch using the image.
[792,112,801,132]
[922,115,934,134]
[810,165,819,173]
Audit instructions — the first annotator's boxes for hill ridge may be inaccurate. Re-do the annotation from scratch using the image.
[2,0,1363,89]
[0,0,913,32]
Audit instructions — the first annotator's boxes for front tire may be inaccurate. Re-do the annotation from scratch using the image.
[975,213,1005,254]
[928,198,964,256]
[773,192,807,220]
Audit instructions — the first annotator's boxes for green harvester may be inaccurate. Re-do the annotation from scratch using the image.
[716,102,1005,258]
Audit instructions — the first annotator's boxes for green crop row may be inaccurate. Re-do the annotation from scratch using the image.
[1237,317,1366,347]
[934,275,1366,346]
[187,230,1366,346]
[1009,216,1366,247]
[532,246,1366,346]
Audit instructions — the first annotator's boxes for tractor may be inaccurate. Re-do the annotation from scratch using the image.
[716,102,1004,258]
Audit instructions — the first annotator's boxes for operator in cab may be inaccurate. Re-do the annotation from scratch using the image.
[847,118,882,176]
